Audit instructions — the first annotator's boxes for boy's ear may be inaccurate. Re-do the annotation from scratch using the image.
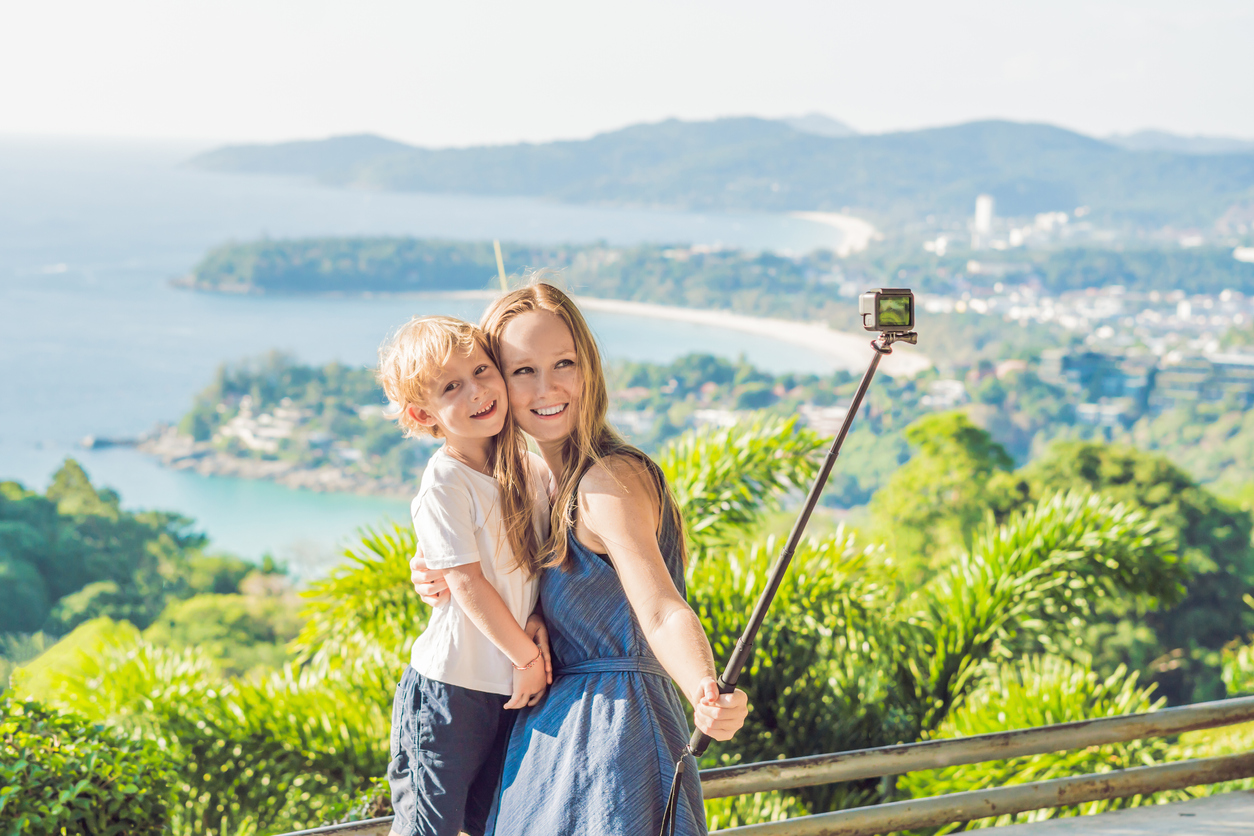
[407,403,439,429]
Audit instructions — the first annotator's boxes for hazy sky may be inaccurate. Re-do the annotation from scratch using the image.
[3,0,1252,147]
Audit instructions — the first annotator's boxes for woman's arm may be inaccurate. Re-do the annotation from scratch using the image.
[578,456,748,741]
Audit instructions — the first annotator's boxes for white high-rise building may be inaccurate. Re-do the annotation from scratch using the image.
[972,194,994,249]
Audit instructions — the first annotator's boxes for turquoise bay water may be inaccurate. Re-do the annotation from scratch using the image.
[0,136,849,564]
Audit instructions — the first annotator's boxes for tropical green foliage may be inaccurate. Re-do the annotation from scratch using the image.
[868,412,1018,575]
[11,617,389,836]
[144,591,302,676]
[1225,639,1254,697]
[1019,441,1254,703]
[0,460,252,637]
[688,489,1180,811]
[704,791,808,830]
[1119,401,1254,506]
[899,657,1181,830]
[8,417,1246,832]
[0,697,177,836]
[658,417,824,561]
[1224,595,1254,697]
[871,415,1254,704]
[292,525,427,671]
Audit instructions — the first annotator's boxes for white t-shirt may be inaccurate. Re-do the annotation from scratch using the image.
[407,446,547,695]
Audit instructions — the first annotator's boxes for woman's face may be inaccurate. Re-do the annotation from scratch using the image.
[497,309,582,445]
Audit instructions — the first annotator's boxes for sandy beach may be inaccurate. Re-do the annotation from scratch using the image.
[573,296,930,377]
[341,289,929,377]
[788,211,883,256]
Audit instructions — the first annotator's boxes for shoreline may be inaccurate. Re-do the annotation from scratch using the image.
[573,296,930,377]
[177,283,930,376]
[136,428,412,499]
[787,211,882,257]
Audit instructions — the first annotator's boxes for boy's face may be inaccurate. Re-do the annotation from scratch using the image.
[408,344,508,441]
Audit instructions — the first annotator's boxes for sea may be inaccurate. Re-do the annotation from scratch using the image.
[0,135,852,569]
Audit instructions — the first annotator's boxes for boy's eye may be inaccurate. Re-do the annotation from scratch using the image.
[444,381,457,393]
[474,364,489,375]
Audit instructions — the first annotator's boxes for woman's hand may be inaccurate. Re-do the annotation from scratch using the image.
[410,548,449,606]
[524,613,553,685]
[692,677,749,742]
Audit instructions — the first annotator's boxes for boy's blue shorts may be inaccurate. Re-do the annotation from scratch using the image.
[387,666,514,836]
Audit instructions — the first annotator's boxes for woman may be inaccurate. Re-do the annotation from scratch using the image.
[411,282,748,834]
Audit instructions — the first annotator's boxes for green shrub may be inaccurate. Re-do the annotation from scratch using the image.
[0,698,176,836]
[143,592,302,676]
[899,657,1182,831]
[1224,637,1254,697]
[705,791,807,829]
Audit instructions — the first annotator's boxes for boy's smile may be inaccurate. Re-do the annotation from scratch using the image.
[407,344,508,456]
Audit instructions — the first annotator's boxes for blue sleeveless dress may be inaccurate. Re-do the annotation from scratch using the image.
[484,500,707,835]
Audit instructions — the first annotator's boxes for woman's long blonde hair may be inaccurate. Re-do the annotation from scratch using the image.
[481,280,687,572]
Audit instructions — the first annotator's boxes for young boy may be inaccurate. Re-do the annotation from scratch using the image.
[377,315,549,836]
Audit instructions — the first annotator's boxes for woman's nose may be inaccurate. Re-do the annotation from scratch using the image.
[535,369,557,396]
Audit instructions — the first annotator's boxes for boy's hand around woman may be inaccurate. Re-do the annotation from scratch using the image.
[524,613,553,684]
[506,647,549,709]
[504,613,553,709]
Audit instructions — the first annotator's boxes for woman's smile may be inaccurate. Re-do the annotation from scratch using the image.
[531,403,567,418]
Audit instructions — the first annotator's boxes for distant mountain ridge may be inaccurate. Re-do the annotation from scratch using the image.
[189,117,1254,225]
[1107,130,1254,156]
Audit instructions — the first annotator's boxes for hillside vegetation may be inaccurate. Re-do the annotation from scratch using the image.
[9,423,1254,833]
[188,118,1254,224]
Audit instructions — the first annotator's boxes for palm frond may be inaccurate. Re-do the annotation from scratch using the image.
[905,490,1182,728]
[291,522,426,670]
[658,416,825,563]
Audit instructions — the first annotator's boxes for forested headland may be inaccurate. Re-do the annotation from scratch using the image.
[182,235,1254,305]
[148,342,1254,509]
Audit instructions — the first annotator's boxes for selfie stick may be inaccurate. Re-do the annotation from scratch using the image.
[659,326,918,836]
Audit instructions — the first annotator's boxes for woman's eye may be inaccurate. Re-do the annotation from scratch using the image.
[512,366,534,375]
[556,359,575,369]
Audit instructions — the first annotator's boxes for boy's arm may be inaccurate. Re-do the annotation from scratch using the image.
[444,562,546,706]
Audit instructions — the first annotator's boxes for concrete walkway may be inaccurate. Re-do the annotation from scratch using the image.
[986,791,1254,835]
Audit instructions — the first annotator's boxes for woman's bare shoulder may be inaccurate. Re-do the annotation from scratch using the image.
[580,452,654,493]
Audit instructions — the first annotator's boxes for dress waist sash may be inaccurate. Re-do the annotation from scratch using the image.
[555,656,668,677]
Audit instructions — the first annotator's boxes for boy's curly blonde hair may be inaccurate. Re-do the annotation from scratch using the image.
[376,315,490,439]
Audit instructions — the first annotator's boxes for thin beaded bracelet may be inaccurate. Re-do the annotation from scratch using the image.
[513,648,542,671]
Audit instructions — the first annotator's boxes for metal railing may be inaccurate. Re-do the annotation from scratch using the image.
[277,694,1254,836]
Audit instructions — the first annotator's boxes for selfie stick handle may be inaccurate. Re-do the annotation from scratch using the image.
[685,331,914,759]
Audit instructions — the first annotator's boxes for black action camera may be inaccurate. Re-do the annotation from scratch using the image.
[859,288,915,332]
